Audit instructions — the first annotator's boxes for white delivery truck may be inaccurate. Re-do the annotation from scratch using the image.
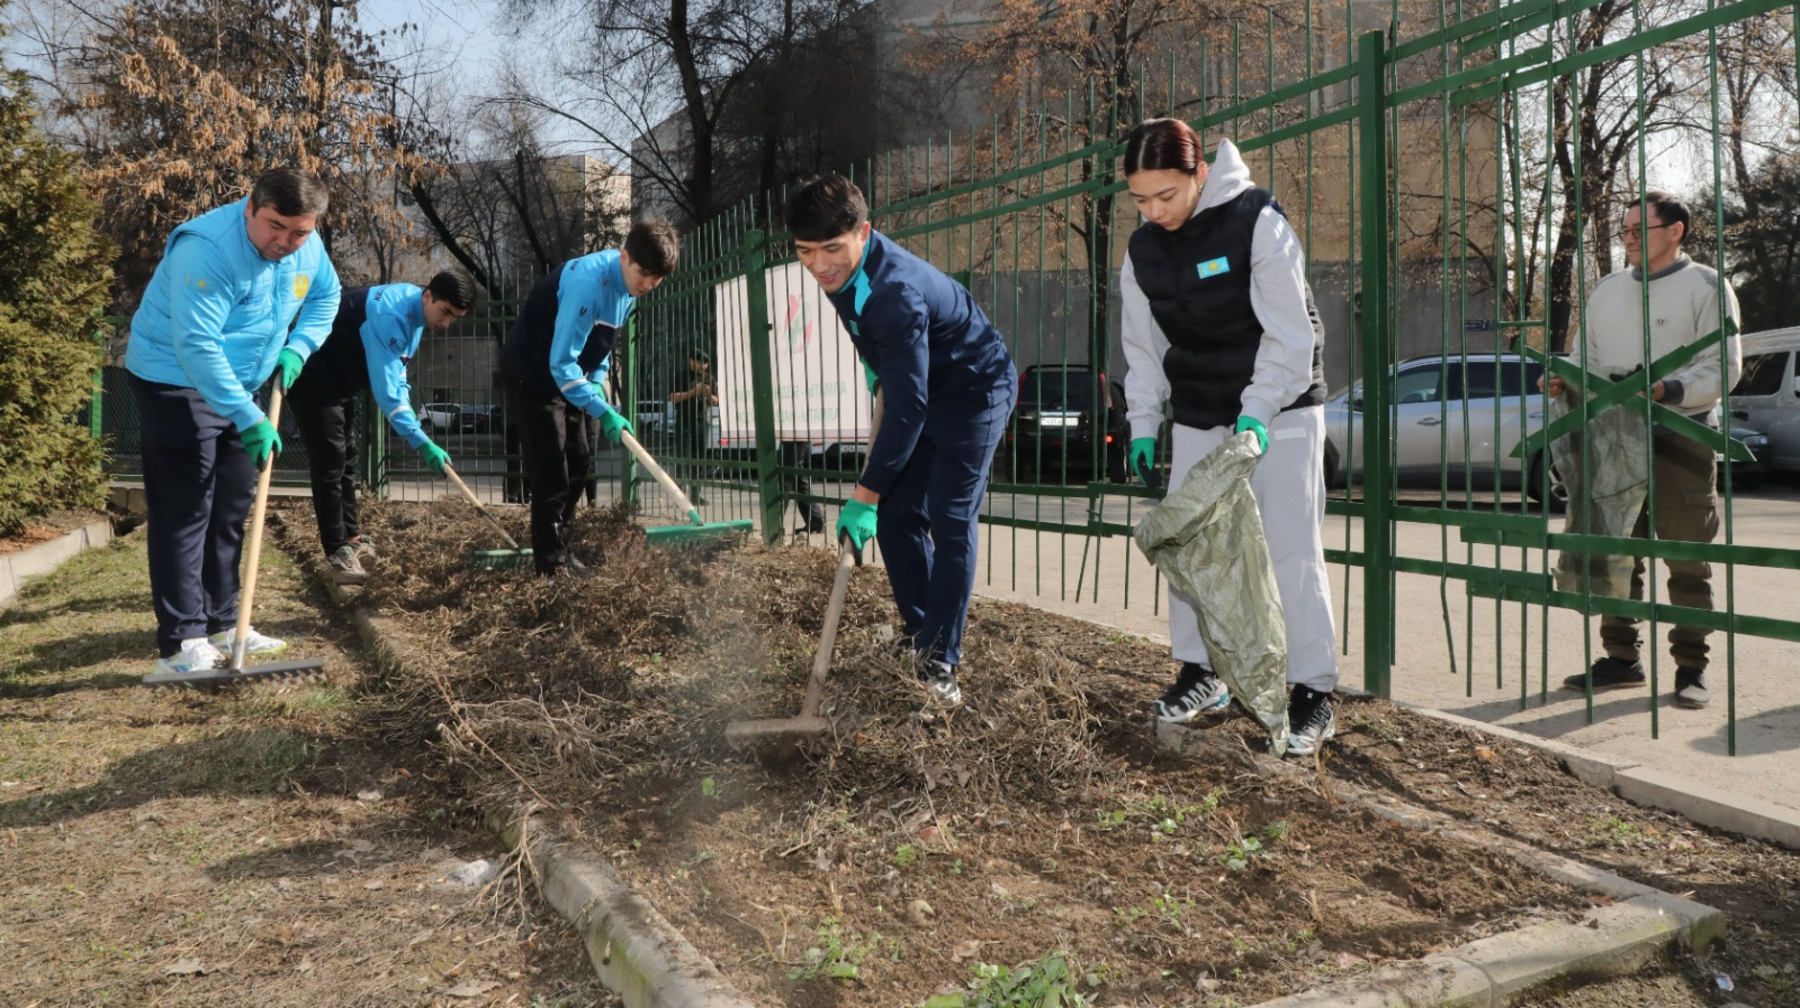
[712,260,874,468]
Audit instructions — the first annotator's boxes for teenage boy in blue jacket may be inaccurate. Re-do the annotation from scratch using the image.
[125,168,342,679]
[500,220,680,579]
[785,174,1016,707]
[287,270,478,584]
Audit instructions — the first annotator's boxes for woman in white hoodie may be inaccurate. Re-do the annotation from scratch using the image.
[1118,117,1340,757]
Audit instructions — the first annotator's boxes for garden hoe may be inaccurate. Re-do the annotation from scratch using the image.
[142,386,327,690]
[617,430,753,549]
[445,464,535,570]
[725,391,884,757]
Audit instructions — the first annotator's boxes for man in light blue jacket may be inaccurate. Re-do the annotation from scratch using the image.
[125,168,342,678]
[500,220,679,579]
[288,270,478,584]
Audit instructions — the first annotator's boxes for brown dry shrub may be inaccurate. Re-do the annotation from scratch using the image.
[329,498,1124,815]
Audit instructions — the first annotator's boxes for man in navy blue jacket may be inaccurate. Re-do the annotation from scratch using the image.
[288,269,478,583]
[786,174,1016,706]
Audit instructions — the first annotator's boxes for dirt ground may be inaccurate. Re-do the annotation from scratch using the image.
[0,521,609,1007]
[7,499,1796,1007]
[294,496,1800,1008]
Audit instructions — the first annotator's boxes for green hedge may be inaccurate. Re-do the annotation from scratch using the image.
[0,65,115,537]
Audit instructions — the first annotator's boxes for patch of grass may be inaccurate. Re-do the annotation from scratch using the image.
[1092,789,1224,837]
[788,916,899,983]
[920,950,1098,1007]
[1586,814,1653,849]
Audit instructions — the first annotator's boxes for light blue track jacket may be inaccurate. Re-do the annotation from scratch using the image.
[360,284,431,449]
[125,198,342,431]
[499,250,634,417]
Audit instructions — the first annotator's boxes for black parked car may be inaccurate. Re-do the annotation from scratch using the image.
[999,364,1130,484]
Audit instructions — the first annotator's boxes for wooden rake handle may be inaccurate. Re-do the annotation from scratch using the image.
[231,386,282,672]
[796,390,885,719]
[443,464,522,550]
[619,429,702,524]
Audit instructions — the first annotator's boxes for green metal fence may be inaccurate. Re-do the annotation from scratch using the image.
[92,0,1800,752]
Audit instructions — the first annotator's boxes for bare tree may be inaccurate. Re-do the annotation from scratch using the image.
[48,0,431,305]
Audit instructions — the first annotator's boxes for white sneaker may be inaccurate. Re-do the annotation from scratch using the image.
[210,626,287,656]
[921,661,964,708]
[148,636,224,679]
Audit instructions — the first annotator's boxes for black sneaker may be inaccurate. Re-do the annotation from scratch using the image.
[1561,656,1647,692]
[921,660,963,708]
[1156,662,1231,724]
[1286,685,1336,757]
[1673,667,1710,708]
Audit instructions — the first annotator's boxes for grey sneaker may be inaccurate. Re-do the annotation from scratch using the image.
[1156,662,1231,724]
[347,537,377,563]
[1562,656,1646,692]
[326,544,367,585]
[1673,667,1710,708]
[1286,686,1336,758]
[921,660,963,708]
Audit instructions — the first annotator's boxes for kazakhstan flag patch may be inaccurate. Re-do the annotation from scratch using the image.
[1197,257,1231,279]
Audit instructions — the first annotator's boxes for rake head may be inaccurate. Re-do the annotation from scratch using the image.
[471,547,535,570]
[141,657,329,692]
[644,518,753,549]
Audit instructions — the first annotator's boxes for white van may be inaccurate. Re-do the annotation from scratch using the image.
[1731,327,1800,471]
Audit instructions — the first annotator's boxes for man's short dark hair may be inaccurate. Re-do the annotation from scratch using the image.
[784,174,869,243]
[249,167,330,218]
[1643,191,1690,238]
[624,219,680,277]
[426,268,479,310]
[689,349,711,365]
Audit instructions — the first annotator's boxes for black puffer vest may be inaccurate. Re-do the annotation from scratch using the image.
[293,286,372,396]
[502,262,619,399]
[1129,187,1327,430]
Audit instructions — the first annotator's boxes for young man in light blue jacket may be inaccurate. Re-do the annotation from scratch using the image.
[125,168,342,678]
[500,220,679,579]
[288,270,478,584]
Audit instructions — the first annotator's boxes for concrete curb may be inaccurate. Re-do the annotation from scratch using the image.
[1400,703,1800,851]
[1156,721,1724,1007]
[1,518,112,608]
[326,560,755,1008]
[486,809,754,1008]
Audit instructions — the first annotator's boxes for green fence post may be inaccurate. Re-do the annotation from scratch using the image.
[359,390,387,498]
[621,314,640,505]
[742,228,784,545]
[90,328,106,441]
[1357,28,1395,698]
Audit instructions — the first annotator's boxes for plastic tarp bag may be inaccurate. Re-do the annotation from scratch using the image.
[1548,391,1650,598]
[1133,431,1290,756]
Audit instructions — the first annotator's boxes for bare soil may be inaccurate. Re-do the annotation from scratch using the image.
[304,496,1800,1008]
[9,494,1794,1007]
[0,507,109,554]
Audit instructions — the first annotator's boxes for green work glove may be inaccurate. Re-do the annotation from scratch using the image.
[419,440,451,475]
[1129,437,1157,485]
[597,408,635,445]
[862,360,879,394]
[1235,415,1269,455]
[837,499,879,551]
[240,419,282,467]
[276,347,305,390]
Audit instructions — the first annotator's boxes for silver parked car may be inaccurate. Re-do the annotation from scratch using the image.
[1327,352,1768,501]
[1324,353,1559,502]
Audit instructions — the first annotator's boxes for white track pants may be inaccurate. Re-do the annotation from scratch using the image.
[1165,406,1339,692]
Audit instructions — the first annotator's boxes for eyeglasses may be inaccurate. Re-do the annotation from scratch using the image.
[1618,221,1676,237]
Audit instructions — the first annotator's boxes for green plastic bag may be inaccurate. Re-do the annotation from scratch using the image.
[1134,432,1290,756]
